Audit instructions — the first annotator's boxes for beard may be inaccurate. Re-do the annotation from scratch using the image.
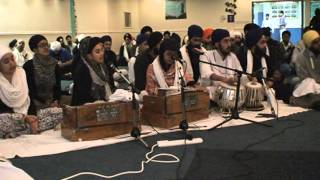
[254,45,267,57]
[310,47,320,55]
[218,44,231,56]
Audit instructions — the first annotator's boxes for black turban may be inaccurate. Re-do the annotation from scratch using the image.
[245,29,263,48]
[212,29,230,44]
[101,35,112,43]
[188,25,203,39]
[148,31,163,49]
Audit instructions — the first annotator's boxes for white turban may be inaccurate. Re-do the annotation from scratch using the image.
[230,30,242,38]
[50,41,62,51]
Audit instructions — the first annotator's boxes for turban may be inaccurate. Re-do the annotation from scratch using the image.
[303,30,320,48]
[212,29,230,44]
[188,25,203,39]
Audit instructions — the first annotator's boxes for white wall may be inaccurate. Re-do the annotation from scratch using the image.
[0,0,71,50]
[0,0,311,53]
[138,0,276,36]
[48,0,141,53]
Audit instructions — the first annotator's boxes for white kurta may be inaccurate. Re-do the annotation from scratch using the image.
[200,50,245,99]
[128,57,136,83]
[12,48,26,67]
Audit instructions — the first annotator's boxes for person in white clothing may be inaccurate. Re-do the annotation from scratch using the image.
[261,14,274,33]
[12,40,32,67]
[290,30,320,109]
[200,29,245,100]
[128,34,149,83]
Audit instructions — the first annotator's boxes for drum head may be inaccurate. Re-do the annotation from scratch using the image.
[246,81,262,89]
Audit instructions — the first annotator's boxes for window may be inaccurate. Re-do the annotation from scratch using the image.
[124,12,132,28]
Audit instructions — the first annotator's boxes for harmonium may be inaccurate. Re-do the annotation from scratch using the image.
[61,101,138,141]
[142,88,210,129]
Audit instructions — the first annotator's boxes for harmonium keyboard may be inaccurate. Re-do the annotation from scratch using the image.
[142,88,210,129]
[62,101,138,141]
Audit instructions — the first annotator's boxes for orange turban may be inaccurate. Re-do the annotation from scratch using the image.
[203,28,214,40]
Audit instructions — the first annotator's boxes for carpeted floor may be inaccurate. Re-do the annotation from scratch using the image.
[11,110,320,180]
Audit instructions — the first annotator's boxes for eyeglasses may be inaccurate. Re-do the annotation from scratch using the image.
[37,43,49,48]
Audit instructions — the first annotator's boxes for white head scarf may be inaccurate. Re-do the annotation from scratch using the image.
[0,45,30,114]
[50,41,62,51]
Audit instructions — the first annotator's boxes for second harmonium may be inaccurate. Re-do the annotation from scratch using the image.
[142,89,210,128]
[62,101,137,141]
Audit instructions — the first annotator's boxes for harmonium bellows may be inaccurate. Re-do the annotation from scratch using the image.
[62,101,138,141]
[142,89,210,128]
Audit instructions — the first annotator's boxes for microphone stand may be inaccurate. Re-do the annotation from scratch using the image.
[177,66,193,140]
[110,65,149,149]
[199,60,272,131]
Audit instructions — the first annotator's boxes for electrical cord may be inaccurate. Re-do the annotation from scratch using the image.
[60,144,180,180]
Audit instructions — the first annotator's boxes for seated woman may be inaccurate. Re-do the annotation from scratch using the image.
[145,39,192,95]
[23,34,61,114]
[23,35,62,132]
[0,45,60,138]
[72,37,116,106]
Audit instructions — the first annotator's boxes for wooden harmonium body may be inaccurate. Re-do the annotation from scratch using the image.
[62,101,137,141]
[142,89,210,129]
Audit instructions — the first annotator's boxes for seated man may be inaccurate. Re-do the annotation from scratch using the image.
[50,41,73,75]
[12,39,33,67]
[128,33,149,83]
[200,29,245,100]
[134,32,163,91]
[118,33,136,66]
[180,25,206,84]
[145,39,192,95]
[290,30,320,109]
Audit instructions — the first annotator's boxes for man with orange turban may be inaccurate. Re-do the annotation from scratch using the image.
[202,28,214,50]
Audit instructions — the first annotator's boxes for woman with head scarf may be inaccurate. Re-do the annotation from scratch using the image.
[0,45,61,138]
[145,39,192,95]
[72,37,116,106]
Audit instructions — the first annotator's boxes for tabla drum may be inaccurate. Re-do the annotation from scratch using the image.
[214,82,246,111]
[245,81,264,111]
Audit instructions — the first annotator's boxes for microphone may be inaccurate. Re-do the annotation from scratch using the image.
[107,62,141,94]
[172,55,186,65]
[107,62,120,73]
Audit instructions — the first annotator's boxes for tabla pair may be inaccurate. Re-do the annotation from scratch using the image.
[214,81,264,112]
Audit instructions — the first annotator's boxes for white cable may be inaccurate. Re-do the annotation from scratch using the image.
[60,144,179,180]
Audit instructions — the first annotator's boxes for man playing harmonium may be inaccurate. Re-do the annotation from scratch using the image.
[200,29,246,103]
[145,39,193,95]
